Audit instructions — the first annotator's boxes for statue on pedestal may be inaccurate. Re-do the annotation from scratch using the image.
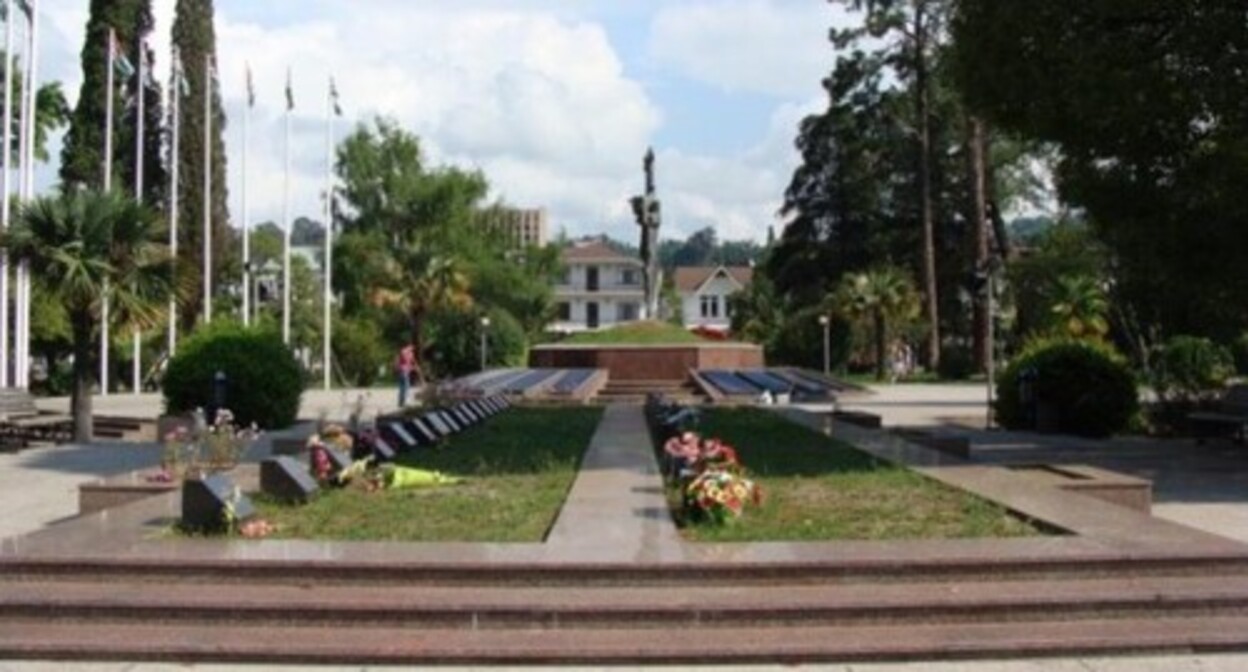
[630,148,662,319]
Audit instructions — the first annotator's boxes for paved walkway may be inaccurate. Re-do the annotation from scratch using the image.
[545,404,684,561]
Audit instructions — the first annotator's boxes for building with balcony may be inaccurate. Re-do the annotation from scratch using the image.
[551,240,646,332]
[673,265,753,332]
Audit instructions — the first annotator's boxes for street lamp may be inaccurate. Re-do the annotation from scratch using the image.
[818,315,830,376]
[479,316,491,371]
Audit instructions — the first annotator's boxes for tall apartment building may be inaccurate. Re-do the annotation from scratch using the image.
[489,207,549,248]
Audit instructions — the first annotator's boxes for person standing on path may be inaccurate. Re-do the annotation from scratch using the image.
[396,344,417,407]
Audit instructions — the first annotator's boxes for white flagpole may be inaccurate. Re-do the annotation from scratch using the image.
[281,70,291,345]
[0,0,15,389]
[17,0,35,388]
[131,37,144,395]
[202,53,212,324]
[99,23,114,395]
[168,49,180,357]
[321,77,334,390]
[241,65,251,326]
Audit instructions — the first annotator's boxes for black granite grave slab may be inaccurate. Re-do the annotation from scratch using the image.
[404,419,439,444]
[181,474,256,532]
[260,457,319,504]
[422,413,452,437]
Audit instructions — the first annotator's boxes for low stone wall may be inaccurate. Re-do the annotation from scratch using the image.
[529,343,764,382]
[79,472,178,516]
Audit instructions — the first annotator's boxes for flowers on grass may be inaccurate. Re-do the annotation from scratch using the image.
[664,431,760,525]
[156,408,260,481]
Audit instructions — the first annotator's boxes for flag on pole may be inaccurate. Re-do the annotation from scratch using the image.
[285,68,294,110]
[330,77,342,117]
[246,63,255,108]
[110,29,135,79]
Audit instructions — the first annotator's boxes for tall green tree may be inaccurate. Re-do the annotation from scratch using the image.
[953,0,1248,342]
[170,0,229,329]
[2,191,173,441]
[60,0,165,206]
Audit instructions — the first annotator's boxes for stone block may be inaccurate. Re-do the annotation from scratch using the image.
[181,474,256,532]
[260,457,319,504]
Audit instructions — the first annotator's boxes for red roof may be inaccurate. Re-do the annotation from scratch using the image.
[561,241,640,264]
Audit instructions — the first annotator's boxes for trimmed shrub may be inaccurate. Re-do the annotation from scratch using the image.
[331,316,390,388]
[995,338,1138,438]
[1152,336,1235,404]
[164,322,303,429]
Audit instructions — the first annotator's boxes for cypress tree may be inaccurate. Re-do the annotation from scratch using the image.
[171,0,229,328]
[60,0,165,207]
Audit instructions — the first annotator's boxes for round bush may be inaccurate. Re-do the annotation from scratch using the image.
[332,316,390,387]
[1151,335,1235,404]
[995,338,1138,438]
[164,322,303,429]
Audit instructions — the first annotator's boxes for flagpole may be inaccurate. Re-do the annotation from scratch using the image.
[131,36,144,395]
[281,69,291,346]
[202,53,212,324]
[99,23,114,395]
[168,48,180,357]
[17,0,35,388]
[321,77,334,390]
[0,0,16,388]
[241,64,251,327]
[13,3,28,388]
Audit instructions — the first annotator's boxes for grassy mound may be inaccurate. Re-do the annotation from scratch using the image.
[563,321,710,345]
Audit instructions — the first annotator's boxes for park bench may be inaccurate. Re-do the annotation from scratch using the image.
[0,389,72,447]
[1189,384,1248,444]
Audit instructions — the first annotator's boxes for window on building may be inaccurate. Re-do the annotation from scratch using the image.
[617,303,639,322]
[620,268,639,286]
[558,269,571,286]
[700,295,719,319]
[557,302,571,321]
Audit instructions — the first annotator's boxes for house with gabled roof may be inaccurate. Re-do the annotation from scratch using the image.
[673,265,753,332]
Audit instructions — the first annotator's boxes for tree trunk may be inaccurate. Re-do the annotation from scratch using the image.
[914,5,940,371]
[71,313,95,444]
[967,115,991,372]
[874,310,888,382]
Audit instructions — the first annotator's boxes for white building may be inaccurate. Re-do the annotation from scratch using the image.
[552,240,646,332]
[674,265,753,332]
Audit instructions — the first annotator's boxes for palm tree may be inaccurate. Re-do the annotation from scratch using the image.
[1049,275,1110,340]
[371,249,473,383]
[2,190,174,442]
[834,267,921,381]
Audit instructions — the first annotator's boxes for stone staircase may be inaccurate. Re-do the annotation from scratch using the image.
[3,554,1248,664]
[594,378,707,405]
[92,416,154,442]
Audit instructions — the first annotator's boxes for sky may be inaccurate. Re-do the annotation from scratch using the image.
[35,0,858,244]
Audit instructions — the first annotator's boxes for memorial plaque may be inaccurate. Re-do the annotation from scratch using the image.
[450,405,476,427]
[455,404,479,424]
[423,413,452,437]
[182,474,256,532]
[388,422,419,449]
[404,419,439,445]
[372,436,397,463]
[436,410,463,433]
[260,457,319,504]
[325,447,353,476]
[471,399,493,417]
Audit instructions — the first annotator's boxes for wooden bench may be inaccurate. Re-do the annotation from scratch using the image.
[1189,384,1248,444]
[0,389,72,447]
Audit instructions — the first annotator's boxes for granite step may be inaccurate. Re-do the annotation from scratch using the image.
[5,554,1248,586]
[4,575,1248,629]
[4,616,1248,664]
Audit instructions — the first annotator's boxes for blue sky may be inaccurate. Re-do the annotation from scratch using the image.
[38,1,853,243]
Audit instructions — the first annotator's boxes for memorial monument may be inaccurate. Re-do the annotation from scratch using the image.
[630,148,662,319]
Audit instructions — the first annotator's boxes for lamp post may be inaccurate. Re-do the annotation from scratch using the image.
[818,315,830,376]
[479,316,491,371]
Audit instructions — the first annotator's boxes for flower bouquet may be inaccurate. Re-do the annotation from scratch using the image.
[665,431,761,525]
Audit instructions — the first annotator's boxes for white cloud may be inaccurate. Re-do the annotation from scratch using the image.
[649,0,843,98]
[32,1,838,245]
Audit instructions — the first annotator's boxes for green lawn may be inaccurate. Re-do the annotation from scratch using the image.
[253,406,603,542]
[562,321,711,345]
[666,408,1044,542]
